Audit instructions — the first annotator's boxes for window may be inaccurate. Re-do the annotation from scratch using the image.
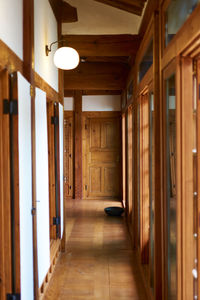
[164,0,200,47]
[138,40,153,82]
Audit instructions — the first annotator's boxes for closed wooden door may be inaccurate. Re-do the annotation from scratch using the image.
[84,116,121,198]
[64,112,74,198]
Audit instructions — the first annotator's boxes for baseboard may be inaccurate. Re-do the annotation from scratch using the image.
[39,239,61,300]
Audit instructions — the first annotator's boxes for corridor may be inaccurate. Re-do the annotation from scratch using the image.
[44,199,148,300]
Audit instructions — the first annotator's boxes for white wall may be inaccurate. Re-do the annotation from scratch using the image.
[64,97,74,111]
[82,95,121,111]
[35,88,50,287]
[18,73,34,300]
[0,0,23,59]
[34,0,58,92]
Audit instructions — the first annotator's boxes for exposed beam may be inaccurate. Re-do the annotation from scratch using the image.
[139,0,159,37]
[64,62,129,90]
[48,0,78,23]
[62,35,141,57]
[94,0,145,15]
[64,90,122,96]
[81,56,130,64]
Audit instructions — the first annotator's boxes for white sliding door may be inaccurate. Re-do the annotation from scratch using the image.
[18,72,34,300]
[59,103,64,238]
[35,88,50,287]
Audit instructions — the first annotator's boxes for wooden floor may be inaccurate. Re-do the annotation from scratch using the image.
[44,199,147,300]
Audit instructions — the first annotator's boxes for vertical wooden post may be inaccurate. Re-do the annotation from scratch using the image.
[23,0,39,298]
[74,91,83,199]
[154,10,162,300]
[0,70,12,300]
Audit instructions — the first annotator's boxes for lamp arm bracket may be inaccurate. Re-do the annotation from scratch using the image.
[45,39,67,56]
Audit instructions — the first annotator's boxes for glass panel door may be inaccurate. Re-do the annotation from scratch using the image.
[165,74,177,300]
[149,92,155,292]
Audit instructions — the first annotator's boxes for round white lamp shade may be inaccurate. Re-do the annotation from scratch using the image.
[53,47,80,70]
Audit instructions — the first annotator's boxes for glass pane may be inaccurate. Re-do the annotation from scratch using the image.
[137,103,140,246]
[166,74,177,300]
[165,0,200,47]
[139,39,153,82]
[149,93,155,292]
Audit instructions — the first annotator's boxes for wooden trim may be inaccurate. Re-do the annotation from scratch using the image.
[153,10,163,300]
[82,111,121,118]
[34,72,61,103]
[74,91,83,199]
[39,240,61,300]
[197,58,200,300]
[0,40,23,74]
[47,102,56,240]
[162,59,176,300]
[0,70,12,300]
[140,92,150,265]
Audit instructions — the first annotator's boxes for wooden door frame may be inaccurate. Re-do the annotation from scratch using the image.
[139,89,150,265]
[162,58,179,300]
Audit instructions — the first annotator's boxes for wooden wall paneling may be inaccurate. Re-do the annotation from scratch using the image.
[74,91,82,199]
[47,101,56,240]
[0,70,12,300]
[153,10,163,300]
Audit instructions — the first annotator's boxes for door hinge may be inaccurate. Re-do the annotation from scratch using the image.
[53,217,60,225]
[85,185,87,190]
[85,124,88,130]
[3,99,18,115]
[30,85,35,97]
[69,185,72,190]
[31,207,36,216]
[7,294,21,300]
[51,116,58,125]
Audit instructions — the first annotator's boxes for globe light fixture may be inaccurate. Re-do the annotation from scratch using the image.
[45,40,80,70]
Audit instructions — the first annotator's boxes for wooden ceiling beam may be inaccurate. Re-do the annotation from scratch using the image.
[64,90,122,96]
[48,0,78,23]
[62,34,141,57]
[93,0,144,15]
[64,62,129,90]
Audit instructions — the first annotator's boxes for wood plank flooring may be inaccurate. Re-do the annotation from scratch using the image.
[44,199,147,300]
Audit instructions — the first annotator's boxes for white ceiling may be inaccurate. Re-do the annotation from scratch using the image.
[62,0,145,35]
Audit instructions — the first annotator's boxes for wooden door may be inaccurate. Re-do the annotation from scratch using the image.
[64,112,74,199]
[84,114,121,199]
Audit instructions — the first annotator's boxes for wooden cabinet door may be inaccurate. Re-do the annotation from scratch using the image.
[64,113,74,198]
[85,117,121,198]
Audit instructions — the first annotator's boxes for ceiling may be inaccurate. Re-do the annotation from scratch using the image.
[62,0,143,35]
[49,0,148,93]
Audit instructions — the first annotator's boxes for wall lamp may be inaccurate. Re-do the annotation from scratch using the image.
[45,40,80,70]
